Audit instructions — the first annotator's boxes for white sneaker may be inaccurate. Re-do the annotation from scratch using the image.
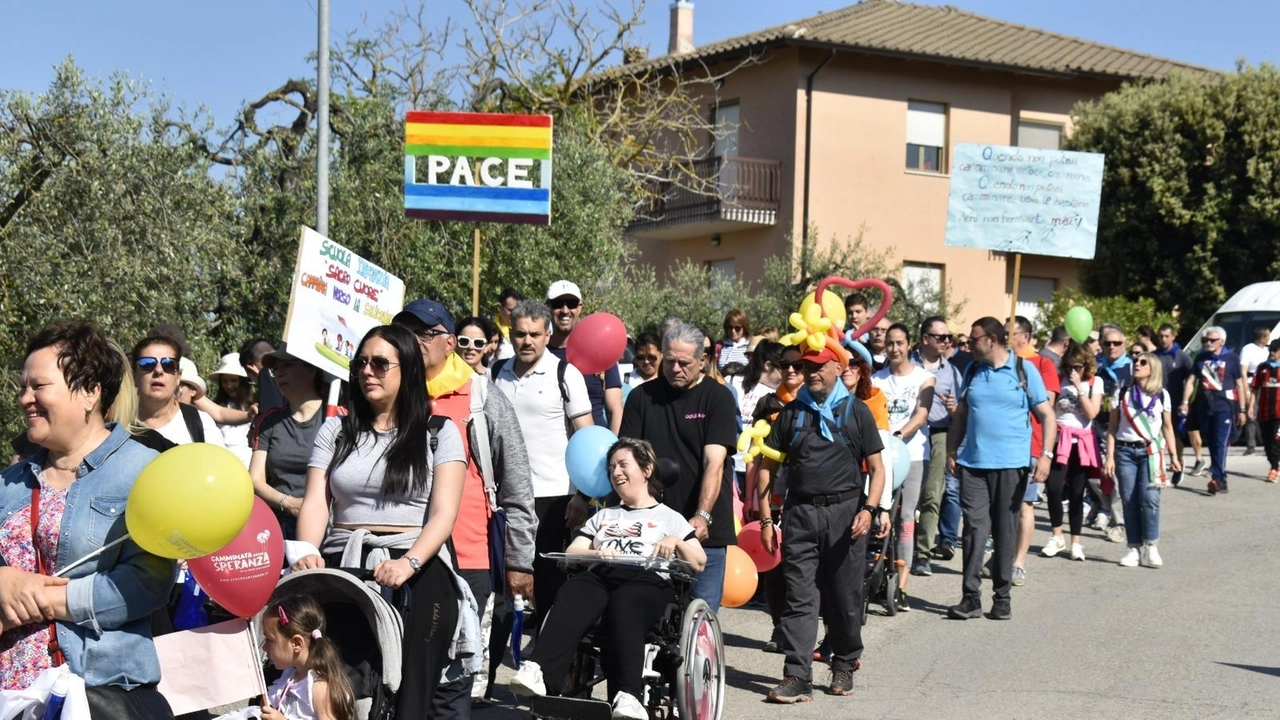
[611,691,648,720]
[1070,543,1086,561]
[509,660,546,697]
[1041,535,1067,557]
[1118,548,1140,567]
[1092,513,1110,530]
[1143,544,1163,568]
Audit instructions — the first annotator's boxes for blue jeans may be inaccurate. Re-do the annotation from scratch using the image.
[1198,406,1234,486]
[1113,444,1161,545]
[939,472,961,547]
[691,547,726,612]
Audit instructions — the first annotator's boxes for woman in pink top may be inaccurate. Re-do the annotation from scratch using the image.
[1042,343,1103,562]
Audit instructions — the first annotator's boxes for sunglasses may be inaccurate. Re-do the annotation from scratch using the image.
[1103,340,1125,347]
[1202,336,1222,343]
[547,298,581,310]
[729,325,744,332]
[353,356,400,376]
[925,333,953,343]
[1129,351,1143,358]
[455,336,487,350]
[416,328,451,341]
[800,361,826,374]
[1069,364,1085,371]
[635,354,660,363]
[1134,359,1150,367]
[135,357,178,374]
[781,361,805,372]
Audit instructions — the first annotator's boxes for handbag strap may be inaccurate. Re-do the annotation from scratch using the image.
[30,485,67,667]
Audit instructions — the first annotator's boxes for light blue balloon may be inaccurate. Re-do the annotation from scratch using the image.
[565,426,619,498]
[886,435,911,491]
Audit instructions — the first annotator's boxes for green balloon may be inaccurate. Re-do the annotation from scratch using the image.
[1065,306,1094,344]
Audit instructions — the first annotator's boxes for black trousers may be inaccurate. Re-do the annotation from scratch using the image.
[533,495,574,625]
[1047,447,1090,535]
[86,684,173,720]
[779,497,866,681]
[533,568,674,699]
[325,548,458,718]
[1262,419,1280,469]
[959,466,1026,603]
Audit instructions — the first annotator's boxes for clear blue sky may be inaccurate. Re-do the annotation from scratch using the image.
[3,0,1276,127]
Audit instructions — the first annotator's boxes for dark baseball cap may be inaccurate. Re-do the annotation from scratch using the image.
[394,299,455,334]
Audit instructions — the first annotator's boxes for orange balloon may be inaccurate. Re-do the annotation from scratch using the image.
[721,545,760,608]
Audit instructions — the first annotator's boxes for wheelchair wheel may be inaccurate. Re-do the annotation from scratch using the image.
[675,599,725,720]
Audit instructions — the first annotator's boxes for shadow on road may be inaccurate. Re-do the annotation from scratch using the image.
[1214,662,1280,678]
[725,663,780,697]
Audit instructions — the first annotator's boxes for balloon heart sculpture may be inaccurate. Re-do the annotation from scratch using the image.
[782,276,895,365]
[737,419,783,463]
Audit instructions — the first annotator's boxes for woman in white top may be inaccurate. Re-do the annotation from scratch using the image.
[208,353,255,466]
[130,335,225,448]
[1104,352,1181,569]
[715,309,751,371]
[871,323,934,610]
[1042,343,1103,561]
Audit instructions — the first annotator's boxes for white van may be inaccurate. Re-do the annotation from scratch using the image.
[1185,281,1280,356]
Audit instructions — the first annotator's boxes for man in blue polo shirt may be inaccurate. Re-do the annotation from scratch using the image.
[945,317,1056,620]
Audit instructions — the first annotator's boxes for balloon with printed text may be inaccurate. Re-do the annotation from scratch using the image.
[126,444,255,559]
[188,498,284,618]
[565,313,628,375]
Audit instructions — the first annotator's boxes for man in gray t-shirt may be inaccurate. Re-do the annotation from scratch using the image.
[909,316,963,574]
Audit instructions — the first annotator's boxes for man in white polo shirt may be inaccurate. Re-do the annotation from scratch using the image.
[491,299,593,625]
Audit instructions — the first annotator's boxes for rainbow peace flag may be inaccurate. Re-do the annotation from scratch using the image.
[403,111,553,225]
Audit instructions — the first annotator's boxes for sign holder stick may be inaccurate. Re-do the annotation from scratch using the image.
[471,225,482,317]
[1008,252,1023,334]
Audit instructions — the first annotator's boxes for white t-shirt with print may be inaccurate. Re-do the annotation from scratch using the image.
[578,504,698,559]
[872,365,932,461]
[1055,376,1103,430]
[1112,387,1171,443]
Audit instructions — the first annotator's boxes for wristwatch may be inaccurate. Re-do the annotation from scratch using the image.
[695,510,714,525]
[406,556,422,573]
[860,504,879,517]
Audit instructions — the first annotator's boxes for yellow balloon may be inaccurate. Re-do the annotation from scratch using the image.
[799,290,847,330]
[127,444,255,559]
[806,333,825,351]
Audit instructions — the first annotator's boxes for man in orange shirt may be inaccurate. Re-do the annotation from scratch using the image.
[393,299,536,708]
[1010,316,1060,587]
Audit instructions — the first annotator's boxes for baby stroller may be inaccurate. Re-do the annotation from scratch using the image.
[863,474,905,621]
[269,569,405,720]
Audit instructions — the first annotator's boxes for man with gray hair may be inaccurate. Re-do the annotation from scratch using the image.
[491,299,594,621]
[1181,325,1247,494]
[621,322,739,610]
[1092,323,1132,538]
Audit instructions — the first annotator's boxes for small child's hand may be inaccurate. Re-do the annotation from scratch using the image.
[261,705,285,720]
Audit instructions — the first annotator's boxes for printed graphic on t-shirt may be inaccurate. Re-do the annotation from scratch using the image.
[582,505,696,558]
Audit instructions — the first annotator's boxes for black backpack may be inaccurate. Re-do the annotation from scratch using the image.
[426,415,448,453]
[178,403,205,443]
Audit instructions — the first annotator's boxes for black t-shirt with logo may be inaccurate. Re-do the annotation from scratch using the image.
[620,376,739,547]
[767,395,884,498]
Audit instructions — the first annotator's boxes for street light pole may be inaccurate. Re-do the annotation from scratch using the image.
[316,0,331,236]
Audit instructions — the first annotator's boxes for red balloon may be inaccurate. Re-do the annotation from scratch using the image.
[737,521,783,572]
[188,498,284,618]
[565,313,628,376]
[721,545,759,608]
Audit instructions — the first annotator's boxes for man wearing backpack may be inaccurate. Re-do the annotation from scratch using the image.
[946,317,1056,621]
[756,345,887,702]
[491,299,593,628]
[393,299,537,705]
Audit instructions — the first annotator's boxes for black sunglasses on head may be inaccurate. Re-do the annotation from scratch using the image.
[135,357,178,374]
[353,356,400,376]
[547,298,581,310]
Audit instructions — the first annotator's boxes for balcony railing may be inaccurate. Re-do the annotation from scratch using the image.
[627,156,781,235]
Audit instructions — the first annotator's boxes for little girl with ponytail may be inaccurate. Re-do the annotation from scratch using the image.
[261,595,356,720]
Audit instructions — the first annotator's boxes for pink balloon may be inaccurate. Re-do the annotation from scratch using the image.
[188,498,284,618]
[736,520,783,572]
[566,313,628,376]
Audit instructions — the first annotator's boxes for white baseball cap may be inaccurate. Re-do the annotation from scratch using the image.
[546,280,582,301]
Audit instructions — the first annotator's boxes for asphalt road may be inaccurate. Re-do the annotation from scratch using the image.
[478,448,1280,719]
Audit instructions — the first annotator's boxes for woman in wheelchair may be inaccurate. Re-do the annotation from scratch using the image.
[510,438,706,720]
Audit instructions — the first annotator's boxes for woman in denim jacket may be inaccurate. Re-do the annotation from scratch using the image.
[2,322,175,718]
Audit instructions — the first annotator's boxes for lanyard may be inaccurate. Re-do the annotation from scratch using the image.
[30,485,66,667]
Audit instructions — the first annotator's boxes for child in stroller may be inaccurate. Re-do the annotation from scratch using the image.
[509,438,707,720]
[261,595,357,720]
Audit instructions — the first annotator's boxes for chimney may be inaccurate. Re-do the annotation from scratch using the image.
[669,1,694,55]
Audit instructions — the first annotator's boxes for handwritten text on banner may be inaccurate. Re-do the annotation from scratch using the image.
[943,143,1104,260]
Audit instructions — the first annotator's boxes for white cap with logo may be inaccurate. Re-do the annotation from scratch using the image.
[546,280,582,301]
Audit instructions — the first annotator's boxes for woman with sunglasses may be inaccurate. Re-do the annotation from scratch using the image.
[249,349,328,540]
[131,335,226,449]
[626,332,662,387]
[4,322,176,717]
[1042,343,1103,561]
[455,316,499,372]
[1104,352,1180,568]
[715,309,751,371]
[293,325,473,716]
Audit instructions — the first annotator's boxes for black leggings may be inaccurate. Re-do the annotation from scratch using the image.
[1047,445,1090,536]
[533,495,574,626]
[325,548,458,718]
[534,568,675,700]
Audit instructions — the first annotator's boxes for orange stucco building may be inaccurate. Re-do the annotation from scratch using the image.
[622,0,1206,325]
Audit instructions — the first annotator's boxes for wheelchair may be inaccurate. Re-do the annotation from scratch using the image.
[529,554,726,720]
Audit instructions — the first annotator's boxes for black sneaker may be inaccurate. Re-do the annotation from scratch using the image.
[947,596,982,619]
[934,542,956,561]
[767,676,813,703]
[763,628,783,654]
[827,669,854,696]
[987,598,1011,620]
[911,558,932,576]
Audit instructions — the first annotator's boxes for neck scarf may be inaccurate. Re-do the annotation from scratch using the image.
[1096,353,1132,382]
[427,353,475,399]
[496,315,511,340]
[795,379,851,442]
